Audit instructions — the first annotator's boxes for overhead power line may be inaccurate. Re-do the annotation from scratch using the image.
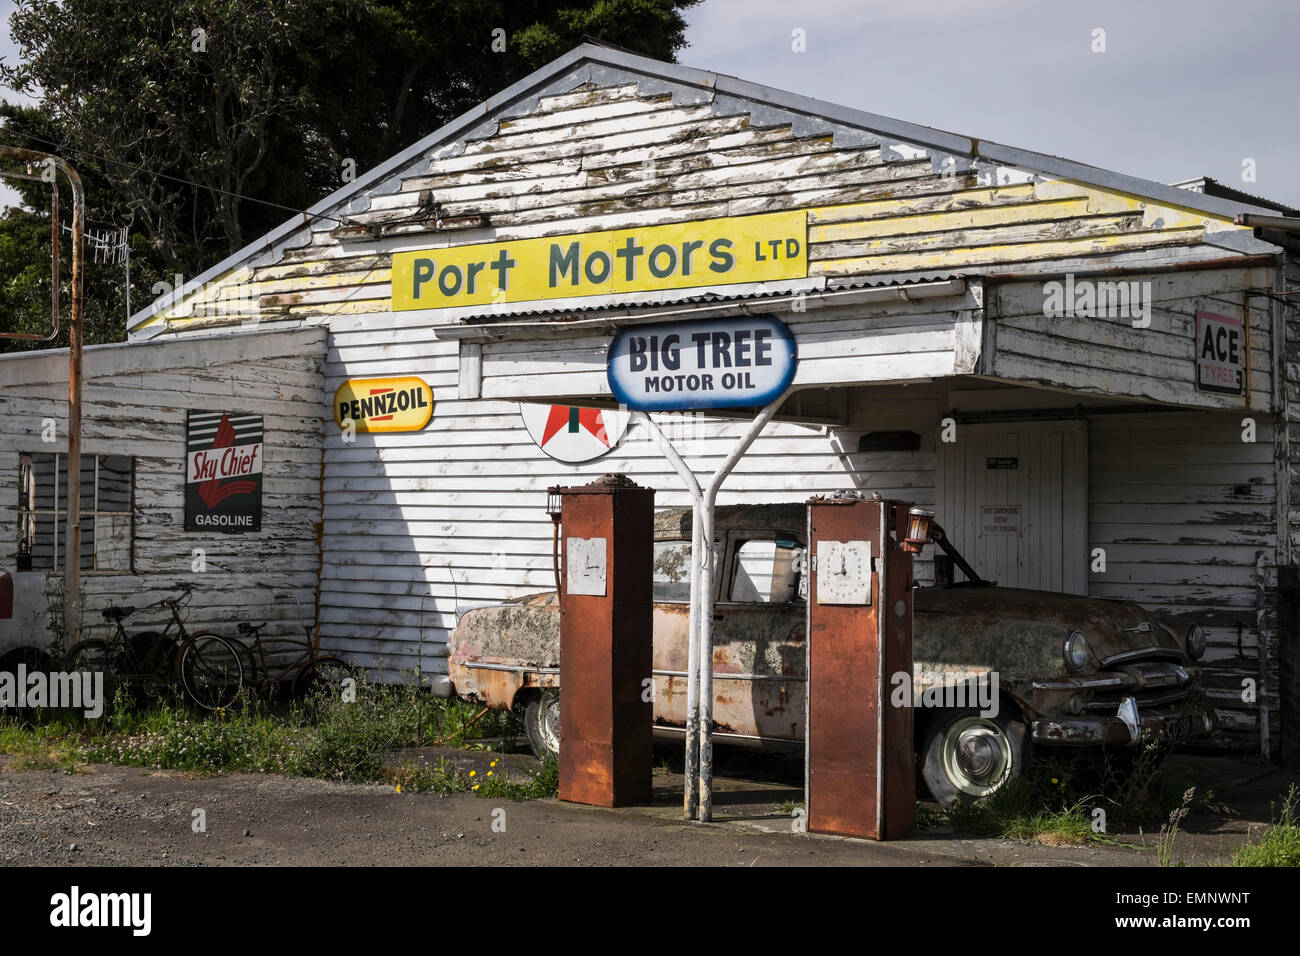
[0,125,349,225]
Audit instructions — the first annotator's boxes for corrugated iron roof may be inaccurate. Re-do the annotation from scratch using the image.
[1171,177,1300,217]
[452,272,969,326]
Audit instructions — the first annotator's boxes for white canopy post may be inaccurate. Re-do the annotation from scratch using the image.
[631,411,704,819]
[696,388,791,821]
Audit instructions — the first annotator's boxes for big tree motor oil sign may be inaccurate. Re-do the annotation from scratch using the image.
[185,411,263,532]
[607,315,797,411]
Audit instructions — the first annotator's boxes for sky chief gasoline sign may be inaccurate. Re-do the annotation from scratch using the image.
[391,210,807,310]
[185,411,263,532]
[607,315,797,411]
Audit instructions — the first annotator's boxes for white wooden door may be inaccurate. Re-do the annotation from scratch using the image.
[936,420,1087,594]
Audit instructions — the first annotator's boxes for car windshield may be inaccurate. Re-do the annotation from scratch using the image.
[654,534,808,604]
[653,540,692,602]
[730,537,804,603]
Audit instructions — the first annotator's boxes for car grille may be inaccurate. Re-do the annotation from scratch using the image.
[1080,659,1194,712]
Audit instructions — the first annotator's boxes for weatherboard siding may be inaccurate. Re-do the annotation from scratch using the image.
[0,328,326,653]
[990,265,1274,412]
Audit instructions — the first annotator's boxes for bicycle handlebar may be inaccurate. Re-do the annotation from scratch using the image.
[272,590,309,634]
[135,583,194,612]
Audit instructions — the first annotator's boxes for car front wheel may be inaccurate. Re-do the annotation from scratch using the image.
[921,709,1027,808]
[524,689,560,760]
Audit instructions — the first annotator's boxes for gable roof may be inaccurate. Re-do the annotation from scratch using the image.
[129,42,1282,334]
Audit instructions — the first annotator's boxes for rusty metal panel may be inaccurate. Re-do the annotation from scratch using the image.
[806,497,914,840]
[558,476,654,807]
[880,501,916,838]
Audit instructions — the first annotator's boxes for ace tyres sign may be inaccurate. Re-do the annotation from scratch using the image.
[1195,310,1244,396]
[185,411,263,532]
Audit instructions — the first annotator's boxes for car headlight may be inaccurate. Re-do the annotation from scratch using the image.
[1185,625,1207,661]
[1065,630,1090,672]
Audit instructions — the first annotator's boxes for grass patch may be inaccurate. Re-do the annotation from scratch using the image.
[941,786,1116,847]
[1232,785,1300,867]
[0,720,85,773]
[469,757,559,801]
[1003,806,1095,846]
[0,675,551,799]
[934,748,1175,847]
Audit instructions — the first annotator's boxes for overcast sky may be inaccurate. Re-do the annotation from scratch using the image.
[2,0,1298,213]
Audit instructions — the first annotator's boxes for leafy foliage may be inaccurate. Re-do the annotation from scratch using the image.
[0,0,700,349]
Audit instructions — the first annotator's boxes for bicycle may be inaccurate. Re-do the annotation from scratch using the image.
[232,591,357,700]
[63,582,245,711]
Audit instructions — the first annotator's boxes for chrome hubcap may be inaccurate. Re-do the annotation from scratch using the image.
[540,692,561,754]
[943,717,1012,797]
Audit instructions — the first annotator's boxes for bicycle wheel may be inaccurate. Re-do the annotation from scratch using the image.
[228,639,260,699]
[61,639,122,708]
[123,630,176,704]
[179,633,244,711]
[294,656,359,700]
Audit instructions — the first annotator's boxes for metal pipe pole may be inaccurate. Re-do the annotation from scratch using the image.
[0,148,85,643]
[0,151,62,343]
[1257,551,1270,761]
[696,389,791,821]
[631,412,704,819]
[64,161,85,647]
[683,501,702,818]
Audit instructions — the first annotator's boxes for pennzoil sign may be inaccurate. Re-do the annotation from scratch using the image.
[333,376,434,432]
[185,411,263,532]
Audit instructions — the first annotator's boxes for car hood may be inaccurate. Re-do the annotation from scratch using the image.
[914,585,1183,665]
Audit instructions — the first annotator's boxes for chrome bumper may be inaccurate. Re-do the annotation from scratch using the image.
[1031,696,1214,746]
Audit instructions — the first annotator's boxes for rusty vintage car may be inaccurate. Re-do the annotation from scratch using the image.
[447,504,1213,806]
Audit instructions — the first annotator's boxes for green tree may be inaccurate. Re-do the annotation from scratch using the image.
[0,104,166,352]
[0,0,700,350]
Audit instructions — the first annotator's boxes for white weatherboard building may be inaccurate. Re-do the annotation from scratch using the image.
[1,44,1297,759]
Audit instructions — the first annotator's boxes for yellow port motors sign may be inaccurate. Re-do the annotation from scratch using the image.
[333,377,433,432]
[391,210,808,310]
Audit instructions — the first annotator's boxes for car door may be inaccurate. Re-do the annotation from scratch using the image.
[708,529,807,742]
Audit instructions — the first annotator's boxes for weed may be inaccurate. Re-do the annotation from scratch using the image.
[0,721,84,773]
[1156,787,1196,867]
[1232,785,1300,867]
[388,756,470,796]
[939,775,1120,847]
[1003,805,1097,846]
[470,757,559,801]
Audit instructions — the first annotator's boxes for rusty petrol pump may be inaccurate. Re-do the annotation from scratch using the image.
[552,475,655,807]
[805,494,926,839]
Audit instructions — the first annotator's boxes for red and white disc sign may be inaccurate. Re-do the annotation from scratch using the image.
[519,403,628,463]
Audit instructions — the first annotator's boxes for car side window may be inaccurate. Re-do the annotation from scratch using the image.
[652,539,692,603]
[729,537,804,603]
